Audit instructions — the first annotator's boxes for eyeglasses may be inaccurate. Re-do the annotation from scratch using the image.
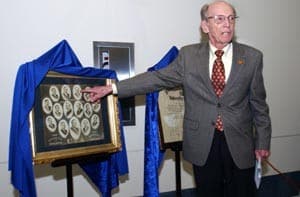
[206,15,238,24]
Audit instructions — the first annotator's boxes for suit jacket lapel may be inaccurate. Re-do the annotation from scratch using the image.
[197,43,216,95]
[223,42,246,96]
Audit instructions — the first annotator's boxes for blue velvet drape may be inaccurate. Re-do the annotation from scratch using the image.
[8,40,128,197]
[144,46,179,197]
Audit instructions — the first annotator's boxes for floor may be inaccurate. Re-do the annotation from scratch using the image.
[159,171,300,197]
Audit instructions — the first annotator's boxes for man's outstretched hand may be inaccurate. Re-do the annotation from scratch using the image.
[81,85,113,102]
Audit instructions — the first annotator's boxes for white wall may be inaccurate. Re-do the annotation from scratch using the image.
[233,0,300,175]
[1,0,299,196]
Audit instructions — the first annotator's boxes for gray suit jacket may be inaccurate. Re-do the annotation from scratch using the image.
[116,42,272,169]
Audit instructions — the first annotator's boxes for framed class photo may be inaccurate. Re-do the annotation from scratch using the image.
[30,71,121,164]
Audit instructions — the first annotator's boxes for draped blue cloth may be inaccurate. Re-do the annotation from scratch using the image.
[144,46,179,197]
[8,40,128,197]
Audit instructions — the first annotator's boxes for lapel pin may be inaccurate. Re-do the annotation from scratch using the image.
[238,59,244,65]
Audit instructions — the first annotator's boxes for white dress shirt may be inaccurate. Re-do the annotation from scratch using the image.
[209,42,233,83]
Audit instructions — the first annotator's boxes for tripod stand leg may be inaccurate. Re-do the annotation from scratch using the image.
[66,164,74,197]
[175,149,182,197]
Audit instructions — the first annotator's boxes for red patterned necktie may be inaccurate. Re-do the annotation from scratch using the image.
[211,50,225,131]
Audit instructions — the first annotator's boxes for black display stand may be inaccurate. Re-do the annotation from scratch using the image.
[164,141,183,197]
[50,143,183,197]
[51,153,110,197]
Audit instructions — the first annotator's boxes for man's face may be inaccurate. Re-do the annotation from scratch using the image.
[201,2,235,49]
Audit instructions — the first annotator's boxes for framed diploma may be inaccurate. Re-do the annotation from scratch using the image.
[30,71,121,164]
[158,87,184,148]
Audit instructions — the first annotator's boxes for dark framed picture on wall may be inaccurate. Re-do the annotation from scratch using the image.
[93,41,135,126]
[29,71,121,164]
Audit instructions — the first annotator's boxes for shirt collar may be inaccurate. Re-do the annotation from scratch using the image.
[209,42,232,58]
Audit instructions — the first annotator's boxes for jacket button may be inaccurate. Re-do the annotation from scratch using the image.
[217,103,221,108]
[211,121,215,126]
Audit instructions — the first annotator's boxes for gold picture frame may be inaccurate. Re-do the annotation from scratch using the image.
[30,71,121,164]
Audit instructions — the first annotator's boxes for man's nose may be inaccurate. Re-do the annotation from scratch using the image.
[223,18,230,26]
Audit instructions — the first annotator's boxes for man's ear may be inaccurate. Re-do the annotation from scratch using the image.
[201,20,209,33]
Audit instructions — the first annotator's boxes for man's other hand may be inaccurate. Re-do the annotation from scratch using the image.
[255,149,270,160]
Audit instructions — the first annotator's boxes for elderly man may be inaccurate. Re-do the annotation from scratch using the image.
[83,1,271,196]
